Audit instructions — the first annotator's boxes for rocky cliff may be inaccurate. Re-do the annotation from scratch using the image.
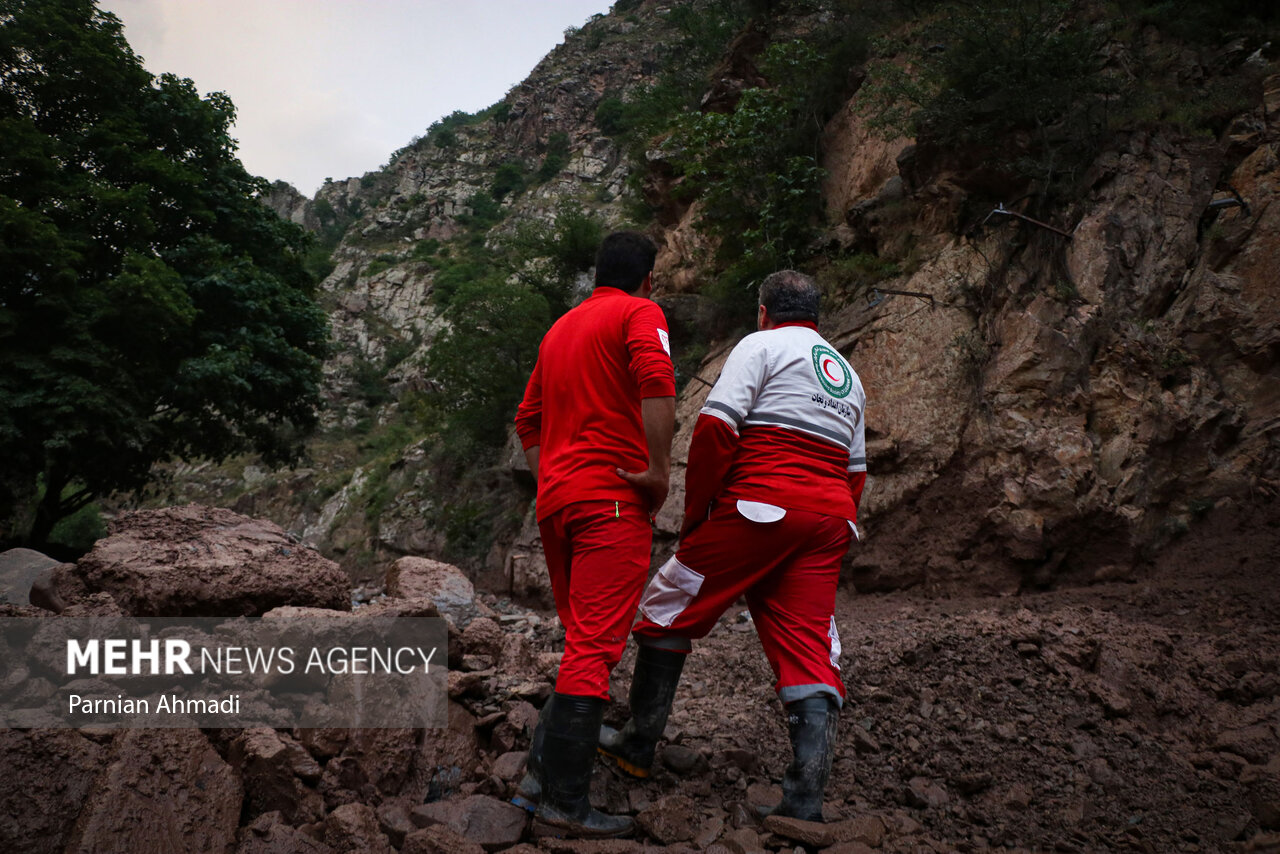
[161,0,1277,598]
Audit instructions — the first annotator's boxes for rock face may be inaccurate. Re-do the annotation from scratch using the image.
[57,504,350,616]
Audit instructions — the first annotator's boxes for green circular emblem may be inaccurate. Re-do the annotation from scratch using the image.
[811,345,852,397]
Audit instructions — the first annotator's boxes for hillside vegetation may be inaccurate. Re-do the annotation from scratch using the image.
[28,0,1276,596]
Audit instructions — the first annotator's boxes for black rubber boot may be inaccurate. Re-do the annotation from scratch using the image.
[765,695,839,822]
[533,692,634,838]
[511,694,554,812]
[598,644,686,778]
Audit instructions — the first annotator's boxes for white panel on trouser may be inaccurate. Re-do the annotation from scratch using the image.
[828,616,842,670]
[736,500,786,523]
[639,557,706,628]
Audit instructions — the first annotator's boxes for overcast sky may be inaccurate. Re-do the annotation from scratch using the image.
[99,1,610,196]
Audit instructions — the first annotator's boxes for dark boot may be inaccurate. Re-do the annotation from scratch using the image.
[598,645,686,778]
[533,692,634,838]
[764,695,839,822]
[511,694,554,812]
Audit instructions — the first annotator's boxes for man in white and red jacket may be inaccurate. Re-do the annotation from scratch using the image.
[599,270,866,823]
[512,230,675,838]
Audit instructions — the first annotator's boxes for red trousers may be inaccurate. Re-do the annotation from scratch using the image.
[632,501,851,705]
[539,500,652,699]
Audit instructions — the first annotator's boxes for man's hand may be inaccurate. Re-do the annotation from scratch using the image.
[616,466,670,514]
[618,396,675,515]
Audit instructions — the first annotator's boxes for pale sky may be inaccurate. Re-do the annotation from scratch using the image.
[99,1,610,196]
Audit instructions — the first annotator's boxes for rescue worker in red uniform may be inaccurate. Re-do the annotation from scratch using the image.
[599,270,866,823]
[512,230,676,838]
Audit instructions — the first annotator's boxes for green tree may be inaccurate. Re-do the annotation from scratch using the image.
[504,201,604,318]
[425,278,550,451]
[0,0,329,545]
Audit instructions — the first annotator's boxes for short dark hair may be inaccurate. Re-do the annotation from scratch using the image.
[759,270,820,323]
[595,231,657,294]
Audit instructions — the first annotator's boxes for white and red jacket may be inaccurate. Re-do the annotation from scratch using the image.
[684,321,866,532]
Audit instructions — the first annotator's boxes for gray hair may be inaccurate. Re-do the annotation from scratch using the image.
[759,270,820,324]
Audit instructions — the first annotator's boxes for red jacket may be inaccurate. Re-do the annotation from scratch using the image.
[515,287,675,521]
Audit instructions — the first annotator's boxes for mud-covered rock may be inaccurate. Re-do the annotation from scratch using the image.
[386,557,476,622]
[411,794,528,851]
[0,548,63,607]
[70,505,349,616]
[635,794,698,844]
[403,823,487,854]
[0,728,108,853]
[229,728,324,824]
[324,802,394,853]
[236,811,335,854]
[65,729,242,854]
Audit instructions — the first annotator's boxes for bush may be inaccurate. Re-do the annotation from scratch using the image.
[425,278,551,449]
[491,162,527,200]
[595,96,628,136]
[537,132,571,182]
[505,202,605,317]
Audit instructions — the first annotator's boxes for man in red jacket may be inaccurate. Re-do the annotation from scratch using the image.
[512,230,675,838]
[599,270,866,823]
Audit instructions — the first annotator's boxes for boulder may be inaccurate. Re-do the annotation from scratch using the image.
[228,728,324,824]
[410,794,528,851]
[71,505,349,616]
[0,547,63,607]
[64,729,242,854]
[386,557,475,621]
[0,728,108,854]
[236,811,335,854]
[402,823,486,854]
[324,802,395,853]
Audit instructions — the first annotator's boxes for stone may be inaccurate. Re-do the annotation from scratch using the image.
[236,811,336,854]
[461,617,504,658]
[762,815,836,847]
[720,826,765,854]
[229,727,324,824]
[694,814,725,847]
[71,505,349,616]
[324,802,395,853]
[0,728,108,854]
[635,794,698,843]
[660,743,706,775]
[386,557,476,621]
[411,794,528,851]
[28,560,94,613]
[402,823,486,854]
[64,729,242,854]
[0,548,63,607]
[376,799,418,847]
[491,750,528,781]
[823,843,874,854]
[535,840,643,853]
[906,776,951,809]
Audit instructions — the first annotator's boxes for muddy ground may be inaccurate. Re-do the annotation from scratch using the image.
[557,497,1280,852]
[3,498,1277,853]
